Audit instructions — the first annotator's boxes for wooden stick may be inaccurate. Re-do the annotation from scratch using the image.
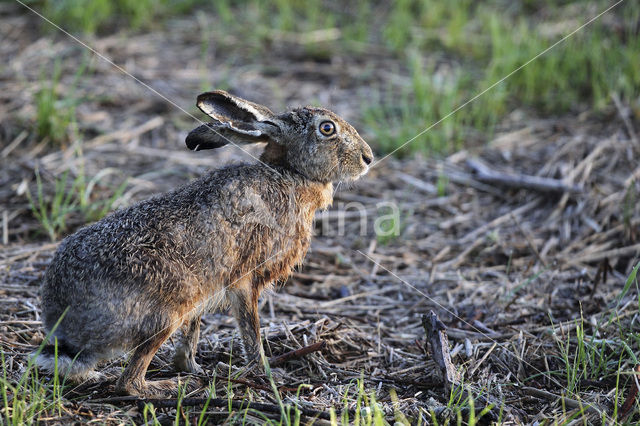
[1,130,27,158]
[145,397,331,420]
[395,171,436,194]
[228,377,300,393]
[466,158,583,194]
[422,311,457,390]
[269,340,326,367]
[521,387,601,415]
[562,244,640,265]
[91,396,331,420]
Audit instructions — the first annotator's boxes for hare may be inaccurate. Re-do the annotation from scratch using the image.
[35,90,373,397]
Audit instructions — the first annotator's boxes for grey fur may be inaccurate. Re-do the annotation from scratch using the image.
[36,90,373,397]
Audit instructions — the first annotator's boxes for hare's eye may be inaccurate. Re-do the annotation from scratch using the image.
[319,121,336,136]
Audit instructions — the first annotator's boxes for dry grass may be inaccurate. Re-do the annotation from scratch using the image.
[1,2,640,424]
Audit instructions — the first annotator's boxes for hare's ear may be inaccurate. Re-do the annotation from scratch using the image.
[186,90,282,151]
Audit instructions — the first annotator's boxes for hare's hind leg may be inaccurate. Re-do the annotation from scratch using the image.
[228,279,261,363]
[116,321,179,397]
[173,314,203,374]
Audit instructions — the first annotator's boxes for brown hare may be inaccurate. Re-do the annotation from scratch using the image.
[35,90,373,397]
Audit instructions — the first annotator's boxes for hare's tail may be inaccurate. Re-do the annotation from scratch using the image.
[33,341,100,381]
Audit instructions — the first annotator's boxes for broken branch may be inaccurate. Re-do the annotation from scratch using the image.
[269,340,326,367]
[467,158,583,194]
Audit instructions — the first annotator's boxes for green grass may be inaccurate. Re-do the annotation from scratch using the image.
[34,54,90,146]
[375,203,402,245]
[482,12,640,114]
[334,377,387,425]
[1,350,404,425]
[436,171,448,197]
[29,0,640,155]
[1,315,69,425]
[40,0,208,34]
[545,263,640,422]
[26,159,127,241]
[553,313,621,398]
[0,353,63,425]
[365,0,640,155]
[26,168,76,242]
[549,315,639,423]
[35,61,77,145]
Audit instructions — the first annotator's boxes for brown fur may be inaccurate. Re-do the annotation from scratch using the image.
[35,90,372,396]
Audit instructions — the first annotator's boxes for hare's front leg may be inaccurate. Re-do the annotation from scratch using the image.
[229,279,261,362]
[173,314,203,374]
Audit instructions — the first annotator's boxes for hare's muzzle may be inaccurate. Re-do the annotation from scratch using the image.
[362,152,373,165]
[360,144,374,172]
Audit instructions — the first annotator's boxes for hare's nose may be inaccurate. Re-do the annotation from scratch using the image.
[362,153,373,165]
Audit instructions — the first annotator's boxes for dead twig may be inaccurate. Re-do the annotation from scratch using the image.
[468,342,497,377]
[467,158,583,194]
[269,340,326,367]
[422,311,458,392]
[521,387,602,415]
[91,396,332,420]
[228,377,301,393]
[562,244,640,265]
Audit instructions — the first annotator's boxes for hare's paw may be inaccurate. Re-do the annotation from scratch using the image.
[147,377,202,398]
[115,376,171,398]
[116,377,146,397]
[116,377,202,398]
[173,352,204,375]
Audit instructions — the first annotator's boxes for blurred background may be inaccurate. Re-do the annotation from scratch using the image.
[2,0,638,239]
